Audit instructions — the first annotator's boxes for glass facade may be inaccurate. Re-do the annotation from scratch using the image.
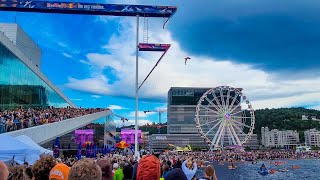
[0,41,70,110]
[167,87,242,134]
[104,114,116,148]
[168,88,210,134]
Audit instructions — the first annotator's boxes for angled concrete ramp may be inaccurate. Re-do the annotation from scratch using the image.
[0,110,112,145]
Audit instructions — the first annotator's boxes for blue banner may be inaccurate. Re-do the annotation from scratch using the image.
[53,137,60,158]
[0,0,177,17]
[76,142,82,160]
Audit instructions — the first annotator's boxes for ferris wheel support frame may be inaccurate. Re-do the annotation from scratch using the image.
[195,86,255,151]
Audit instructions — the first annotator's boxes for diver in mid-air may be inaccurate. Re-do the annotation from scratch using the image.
[185,57,191,65]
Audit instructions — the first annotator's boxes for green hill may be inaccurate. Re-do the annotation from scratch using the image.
[254,107,320,142]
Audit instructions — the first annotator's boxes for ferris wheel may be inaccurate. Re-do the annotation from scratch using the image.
[195,86,255,150]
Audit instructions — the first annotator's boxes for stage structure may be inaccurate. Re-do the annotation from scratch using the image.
[75,129,94,146]
[0,0,177,159]
[121,129,142,145]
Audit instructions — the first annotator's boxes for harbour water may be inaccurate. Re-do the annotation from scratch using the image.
[196,159,320,180]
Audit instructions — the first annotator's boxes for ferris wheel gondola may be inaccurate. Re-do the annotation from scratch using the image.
[195,86,255,150]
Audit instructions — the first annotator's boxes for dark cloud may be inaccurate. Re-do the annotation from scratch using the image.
[168,0,320,71]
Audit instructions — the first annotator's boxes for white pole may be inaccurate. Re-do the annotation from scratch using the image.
[134,15,140,160]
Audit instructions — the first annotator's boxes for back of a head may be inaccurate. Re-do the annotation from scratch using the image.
[8,165,29,180]
[152,152,161,159]
[32,156,57,180]
[162,164,169,175]
[204,165,215,179]
[123,164,133,180]
[164,168,187,180]
[68,159,102,180]
[137,155,160,180]
[96,159,112,180]
[49,163,70,180]
[0,161,9,180]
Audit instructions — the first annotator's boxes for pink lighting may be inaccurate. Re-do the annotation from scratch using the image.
[75,129,94,146]
[121,129,142,144]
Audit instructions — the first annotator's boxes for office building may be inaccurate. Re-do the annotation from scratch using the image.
[0,23,74,110]
[150,87,258,151]
[261,127,299,148]
[304,129,320,147]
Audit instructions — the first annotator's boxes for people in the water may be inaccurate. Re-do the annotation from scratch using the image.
[231,163,235,168]
[281,168,287,172]
[260,164,267,171]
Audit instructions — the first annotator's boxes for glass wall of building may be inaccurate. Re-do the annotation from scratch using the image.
[0,42,70,110]
[104,114,116,148]
[167,87,243,134]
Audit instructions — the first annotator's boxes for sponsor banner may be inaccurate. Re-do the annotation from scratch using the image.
[0,0,177,17]
[155,136,167,140]
[138,43,171,52]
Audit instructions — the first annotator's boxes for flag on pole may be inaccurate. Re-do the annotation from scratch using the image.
[53,137,60,158]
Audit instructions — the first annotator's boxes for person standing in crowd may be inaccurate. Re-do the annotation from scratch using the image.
[113,162,124,180]
[164,168,188,180]
[68,159,102,180]
[96,159,113,180]
[49,163,70,180]
[0,161,9,180]
[32,156,57,180]
[136,154,161,180]
[7,165,29,180]
[182,157,197,180]
[123,163,133,180]
[198,166,217,180]
[131,161,139,180]
[161,164,170,179]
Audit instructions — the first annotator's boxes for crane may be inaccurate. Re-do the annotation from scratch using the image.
[143,109,167,134]
[113,114,129,127]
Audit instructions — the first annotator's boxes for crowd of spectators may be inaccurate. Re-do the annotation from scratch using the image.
[0,107,107,134]
[2,149,320,180]
[0,152,218,180]
[190,150,320,162]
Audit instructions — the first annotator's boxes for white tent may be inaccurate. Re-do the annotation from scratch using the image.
[0,134,40,165]
[15,135,53,156]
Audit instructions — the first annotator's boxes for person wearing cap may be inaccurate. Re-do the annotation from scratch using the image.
[49,163,70,180]
[113,163,124,180]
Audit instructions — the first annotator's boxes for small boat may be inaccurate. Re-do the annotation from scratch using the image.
[269,169,277,174]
